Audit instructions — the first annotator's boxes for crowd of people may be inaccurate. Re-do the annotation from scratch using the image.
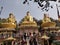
[12,32,56,45]
[12,32,39,45]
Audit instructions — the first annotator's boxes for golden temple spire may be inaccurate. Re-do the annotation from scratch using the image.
[0,13,16,28]
[42,13,51,23]
[7,13,16,23]
[41,13,56,27]
[24,11,33,22]
[20,11,37,27]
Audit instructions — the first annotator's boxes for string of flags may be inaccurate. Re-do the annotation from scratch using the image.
[23,0,59,11]
[23,0,58,5]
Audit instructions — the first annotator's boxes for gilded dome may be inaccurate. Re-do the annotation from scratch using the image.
[0,13,16,28]
[20,11,37,27]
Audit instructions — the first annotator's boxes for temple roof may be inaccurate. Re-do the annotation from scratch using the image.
[41,22,56,27]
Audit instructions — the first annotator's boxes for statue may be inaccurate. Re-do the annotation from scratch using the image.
[42,13,51,23]
[7,13,16,23]
[0,13,16,28]
[24,11,33,22]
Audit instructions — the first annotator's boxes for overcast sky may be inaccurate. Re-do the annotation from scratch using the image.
[0,0,60,22]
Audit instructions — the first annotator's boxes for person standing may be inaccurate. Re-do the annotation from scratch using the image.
[29,38,33,45]
[33,38,37,45]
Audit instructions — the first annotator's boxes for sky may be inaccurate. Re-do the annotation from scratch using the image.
[0,0,60,22]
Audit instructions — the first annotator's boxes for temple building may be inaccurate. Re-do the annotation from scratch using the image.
[0,12,60,45]
[40,13,60,45]
[0,13,16,45]
[18,11,38,37]
[41,13,59,32]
